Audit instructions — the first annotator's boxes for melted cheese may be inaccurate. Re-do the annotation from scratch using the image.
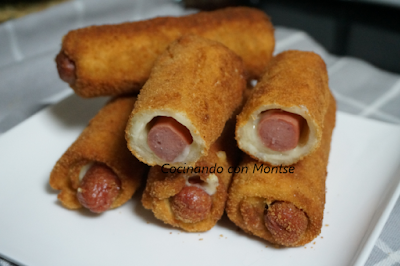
[185,173,219,195]
[79,162,94,181]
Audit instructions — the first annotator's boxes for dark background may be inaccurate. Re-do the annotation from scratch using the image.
[183,0,400,74]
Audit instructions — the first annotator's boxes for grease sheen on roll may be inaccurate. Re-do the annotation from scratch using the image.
[56,7,274,98]
[125,35,246,168]
[226,93,335,246]
[49,97,146,212]
[236,50,331,165]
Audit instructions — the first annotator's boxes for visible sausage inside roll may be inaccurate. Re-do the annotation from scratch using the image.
[257,109,306,152]
[236,50,331,166]
[128,111,203,166]
[142,113,240,232]
[142,149,234,232]
[126,35,246,168]
[227,92,336,247]
[55,51,76,85]
[75,162,121,213]
[55,6,274,98]
[147,166,220,224]
[49,97,146,213]
[147,117,193,162]
[264,201,309,246]
[237,104,315,165]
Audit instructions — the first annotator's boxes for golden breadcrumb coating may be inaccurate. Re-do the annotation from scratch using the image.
[49,96,147,210]
[236,50,331,165]
[142,115,241,232]
[59,6,274,97]
[126,35,245,168]
[226,93,336,246]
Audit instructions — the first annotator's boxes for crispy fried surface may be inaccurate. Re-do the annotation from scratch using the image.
[60,6,274,97]
[142,116,241,232]
[236,51,331,165]
[142,149,231,232]
[126,35,245,167]
[227,93,336,246]
[49,96,147,210]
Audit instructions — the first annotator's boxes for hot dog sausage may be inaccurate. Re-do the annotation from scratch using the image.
[257,110,304,152]
[147,116,193,162]
[264,201,308,246]
[170,186,212,223]
[77,163,121,213]
[56,7,274,98]
[55,51,76,85]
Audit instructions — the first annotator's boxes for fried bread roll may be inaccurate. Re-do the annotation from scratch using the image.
[226,93,335,246]
[236,50,331,165]
[56,6,274,97]
[125,35,246,168]
[142,118,240,232]
[49,96,147,213]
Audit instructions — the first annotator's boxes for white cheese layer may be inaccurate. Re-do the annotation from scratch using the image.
[185,173,219,195]
[79,162,94,182]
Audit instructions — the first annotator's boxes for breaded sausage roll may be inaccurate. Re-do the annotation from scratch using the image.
[226,93,335,246]
[236,50,331,165]
[142,119,240,232]
[55,6,274,97]
[49,96,147,213]
[125,35,246,168]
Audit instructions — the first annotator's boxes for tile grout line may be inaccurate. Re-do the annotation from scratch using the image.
[331,90,400,124]
[328,60,400,124]
[4,21,24,62]
[359,79,400,117]
[373,239,400,266]
[371,110,400,124]
[376,238,392,254]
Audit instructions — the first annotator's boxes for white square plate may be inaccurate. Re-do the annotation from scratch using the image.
[1,94,400,266]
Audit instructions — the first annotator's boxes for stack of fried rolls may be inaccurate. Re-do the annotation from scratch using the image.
[50,96,147,213]
[51,3,337,245]
[142,117,240,232]
[125,35,246,168]
[227,92,335,246]
[236,51,331,165]
[227,50,336,247]
[55,7,274,98]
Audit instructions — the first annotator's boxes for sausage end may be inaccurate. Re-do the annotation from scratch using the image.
[77,163,121,213]
[264,201,308,246]
[55,51,76,85]
[170,186,212,223]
